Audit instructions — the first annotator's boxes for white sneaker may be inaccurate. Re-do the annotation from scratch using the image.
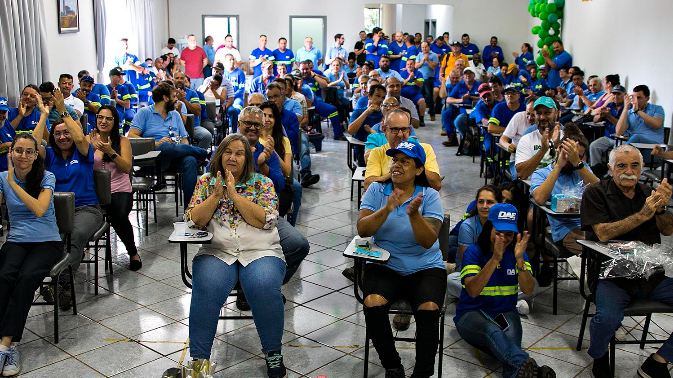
[567,256,582,280]
[2,347,20,376]
[517,299,530,315]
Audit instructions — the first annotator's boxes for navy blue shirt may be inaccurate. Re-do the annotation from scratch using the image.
[252,141,284,192]
[460,43,480,58]
[44,144,98,207]
[349,107,382,142]
[280,108,299,153]
[449,80,482,113]
[482,45,504,69]
[7,108,50,133]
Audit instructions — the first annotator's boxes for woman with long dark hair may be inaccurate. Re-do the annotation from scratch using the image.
[0,133,63,376]
[357,139,445,377]
[454,204,556,378]
[88,105,140,270]
[513,43,534,71]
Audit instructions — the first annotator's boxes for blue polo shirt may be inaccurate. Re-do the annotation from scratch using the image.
[283,97,302,117]
[489,102,525,129]
[567,83,589,110]
[583,90,605,111]
[531,163,589,242]
[223,68,246,99]
[417,52,439,80]
[249,47,275,78]
[248,76,268,95]
[365,38,389,68]
[7,108,50,133]
[0,170,61,243]
[130,105,188,141]
[388,41,407,72]
[482,45,504,69]
[603,103,624,136]
[548,51,572,89]
[296,47,322,68]
[45,144,98,208]
[449,80,482,113]
[74,90,102,132]
[280,108,299,153]
[204,44,215,66]
[356,96,369,109]
[377,69,403,82]
[107,84,132,117]
[460,43,480,58]
[471,99,502,122]
[400,70,423,98]
[349,107,382,142]
[252,140,284,192]
[401,46,418,65]
[272,49,295,74]
[0,121,16,171]
[360,182,445,275]
[324,71,347,98]
[515,52,534,71]
[325,46,348,69]
[93,83,111,105]
[627,103,666,143]
[180,88,202,126]
[430,43,449,56]
[455,244,531,321]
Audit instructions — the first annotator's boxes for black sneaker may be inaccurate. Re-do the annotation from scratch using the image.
[40,285,55,303]
[638,354,671,378]
[537,265,554,287]
[392,314,411,331]
[334,135,347,141]
[385,366,405,378]
[58,284,72,312]
[236,293,251,311]
[300,174,320,187]
[342,267,355,282]
[538,365,556,378]
[591,352,611,378]
[516,357,538,378]
[265,350,287,378]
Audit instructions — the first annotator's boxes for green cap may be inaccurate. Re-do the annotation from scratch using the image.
[534,96,557,109]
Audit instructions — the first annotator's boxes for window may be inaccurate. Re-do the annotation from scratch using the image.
[202,15,239,49]
[364,8,381,33]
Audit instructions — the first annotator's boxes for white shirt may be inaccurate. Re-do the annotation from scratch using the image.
[63,94,84,116]
[514,128,560,168]
[398,96,420,121]
[503,111,533,146]
[214,47,242,64]
[198,85,226,106]
[161,46,181,58]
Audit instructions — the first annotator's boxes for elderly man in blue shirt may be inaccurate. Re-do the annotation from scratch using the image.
[128,82,207,206]
[296,37,322,69]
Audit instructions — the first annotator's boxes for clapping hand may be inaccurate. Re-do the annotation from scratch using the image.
[541,49,550,58]
[176,88,187,102]
[406,192,423,217]
[514,231,530,261]
[653,145,665,158]
[385,188,405,212]
[17,100,28,117]
[76,90,87,102]
[6,154,14,184]
[256,137,274,167]
[224,169,236,198]
[654,178,672,210]
[36,95,50,115]
[213,170,226,199]
[492,232,507,263]
[573,86,584,96]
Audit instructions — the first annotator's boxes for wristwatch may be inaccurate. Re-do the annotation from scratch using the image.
[108,152,118,160]
[656,208,667,215]
[575,161,585,170]
[60,111,70,118]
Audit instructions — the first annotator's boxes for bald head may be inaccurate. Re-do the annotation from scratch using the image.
[385,77,402,98]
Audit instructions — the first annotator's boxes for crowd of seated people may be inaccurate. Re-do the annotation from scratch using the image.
[1,24,673,378]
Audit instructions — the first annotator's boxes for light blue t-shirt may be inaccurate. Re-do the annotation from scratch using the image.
[325,46,348,69]
[376,68,403,81]
[627,103,666,143]
[296,47,322,68]
[44,144,98,208]
[457,215,482,268]
[530,163,588,242]
[0,171,61,243]
[360,182,445,275]
[130,105,188,142]
[417,51,439,79]
[324,71,346,98]
[283,97,303,117]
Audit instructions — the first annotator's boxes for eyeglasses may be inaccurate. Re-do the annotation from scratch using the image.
[12,148,37,156]
[240,120,263,129]
[267,94,283,101]
[381,103,397,109]
[388,127,411,134]
[96,115,114,122]
[54,130,71,138]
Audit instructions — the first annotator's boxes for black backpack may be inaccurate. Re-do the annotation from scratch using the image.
[458,125,480,156]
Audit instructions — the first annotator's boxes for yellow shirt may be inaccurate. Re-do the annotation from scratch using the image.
[282,136,292,155]
[365,142,440,180]
[443,53,470,77]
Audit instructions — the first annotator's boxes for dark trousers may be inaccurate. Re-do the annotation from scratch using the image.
[363,264,446,376]
[109,192,138,256]
[0,241,62,341]
[422,79,435,116]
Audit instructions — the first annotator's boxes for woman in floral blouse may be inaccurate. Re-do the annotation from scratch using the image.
[184,133,287,378]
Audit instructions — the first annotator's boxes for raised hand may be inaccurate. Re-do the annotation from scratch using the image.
[514,231,530,261]
[17,100,27,117]
[562,139,580,166]
[110,88,118,100]
[76,90,87,102]
[652,145,664,158]
[406,192,423,217]
[257,137,274,166]
[53,89,66,112]
[385,188,405,212]
[36,95,48,114]
[224,169,236,198]
[541,49,550,58]
[6,154,14,183]
[213,170,225,199]
[655,178,672,208]
[492,233,506,262]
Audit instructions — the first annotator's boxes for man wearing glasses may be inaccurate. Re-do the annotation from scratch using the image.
[364,108,441,192]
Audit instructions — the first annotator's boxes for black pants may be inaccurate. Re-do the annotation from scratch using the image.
[363,264,447,376]
[109,192,138,256]
[422,79,435,116]
[0,241,62,341]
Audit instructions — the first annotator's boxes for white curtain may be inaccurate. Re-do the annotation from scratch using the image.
[126,0,155,61]
[94,0,107,84]
[0,0,49,105]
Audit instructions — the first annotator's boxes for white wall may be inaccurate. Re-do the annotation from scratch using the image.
[561,0,673,129]
[153,0,169,56]
[398,4,427,35]
[426,4,453,39]
[43,0,98,82]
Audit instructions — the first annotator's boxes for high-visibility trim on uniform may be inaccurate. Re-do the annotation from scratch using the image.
[460,264,482,279]
[122,94,132,100]
[460,284,519,296]
[328,111,338,118]
[488,117,500,126]
[233,104,243,111]
[138,83,151,90]
[100,95,111,100]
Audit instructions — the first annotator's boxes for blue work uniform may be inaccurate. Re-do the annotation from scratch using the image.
[364,38,389,68]
[400,70,424,103]
[482,45,504,69]
[460,43,480,59]
[7,108,49,134]
[74,89,102,133]
[388,41,407,72]
[547,51,572,89]
[92,83,111,105]
[272,49,295,75]
[249,47,275,78]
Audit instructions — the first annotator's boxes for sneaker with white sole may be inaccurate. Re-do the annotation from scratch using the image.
[517,299,530,315]
[566,255,583,280]
[2,347,20,376]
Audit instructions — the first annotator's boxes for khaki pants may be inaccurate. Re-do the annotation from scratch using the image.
[561,227,585,255]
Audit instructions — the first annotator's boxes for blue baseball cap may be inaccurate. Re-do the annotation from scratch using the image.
[386,140,426,165]
[503,85,519,94]
[534,96,557,109]
[488,203,519,233]
[0,97,8,111]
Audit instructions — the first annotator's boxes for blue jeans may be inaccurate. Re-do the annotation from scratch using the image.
[589,278,673,361]
[155,143,206,205]
[455,113,469,138]
[189,254,285,358]
[291,179,302,226]
[300,133,312,177]
[276,217,309,283]
[442,105,459,135]
[193,126,213,149]
[314,101,342,136]
[456,310,528,378]
[227,98,243,133]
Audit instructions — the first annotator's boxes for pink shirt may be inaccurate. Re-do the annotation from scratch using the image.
[93,152,132,193]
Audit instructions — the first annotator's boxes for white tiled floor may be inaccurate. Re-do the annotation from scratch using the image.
[12,118,673,377]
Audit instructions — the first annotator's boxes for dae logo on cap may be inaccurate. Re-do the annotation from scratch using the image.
[498,211,516,220]
[0,100,7,106]
[397,141,415,151]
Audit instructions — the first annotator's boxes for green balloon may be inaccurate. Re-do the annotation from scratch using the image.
[551,22,561,31]
[556,9,563,19]
[536,3,543,12]
[532,26,541,34]
[539,11,549,20]
[548,13,558,23]
[541,20,551,30]
[528,5,532,13]
[537,39,545,48]
[538,29,549,39]
[537,0,545,4]
[544,37,554,46]
[546,3,557,12]
[552,35,561,42]
[536,56,545,65]
[554,0,565,6]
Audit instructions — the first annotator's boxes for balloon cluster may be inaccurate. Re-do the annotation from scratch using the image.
[528,0,564,65]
